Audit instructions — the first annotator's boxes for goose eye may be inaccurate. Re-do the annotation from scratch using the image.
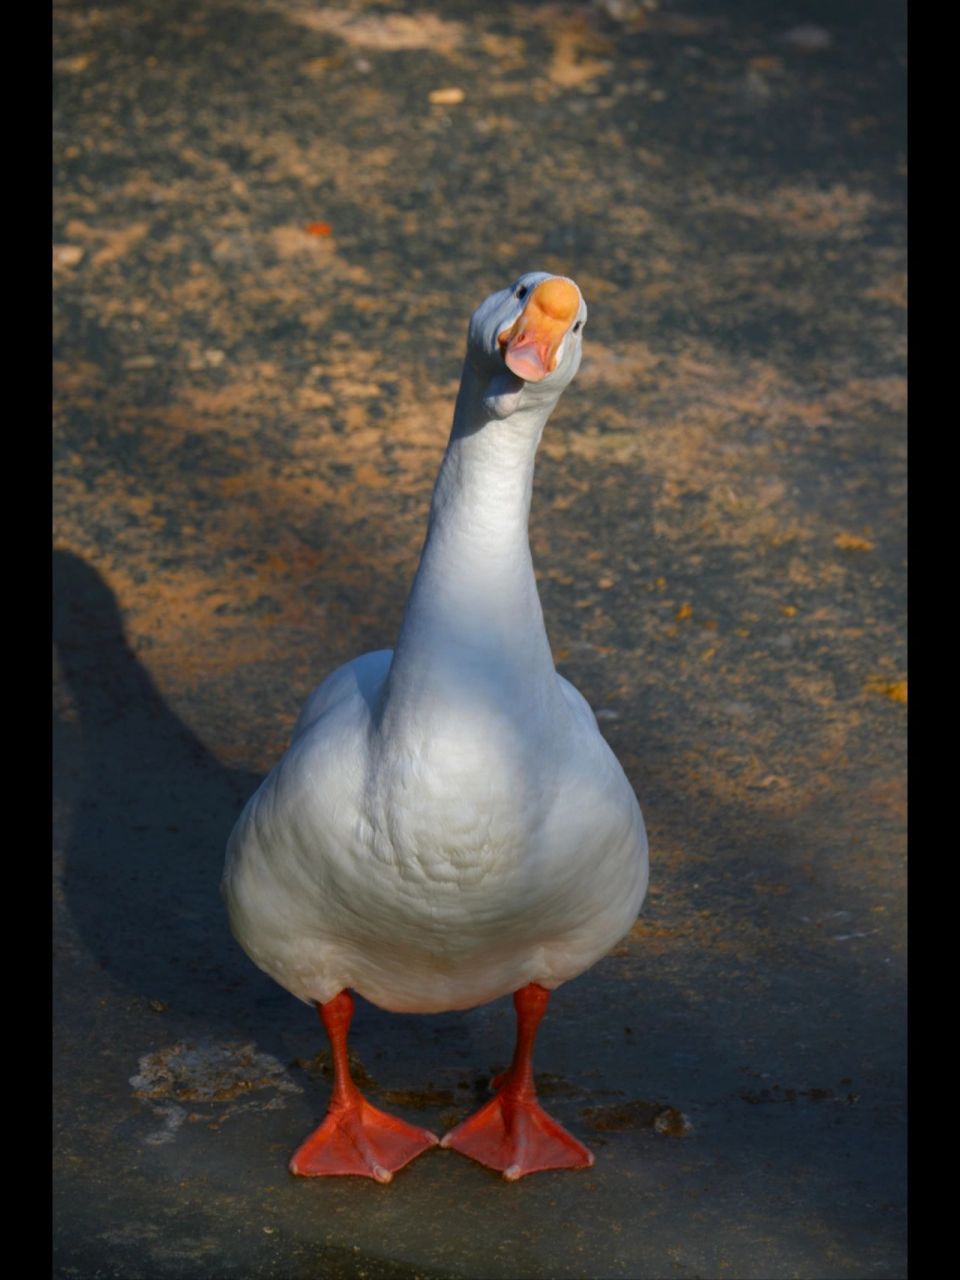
[515,284,528,300]
[573,320,584,333]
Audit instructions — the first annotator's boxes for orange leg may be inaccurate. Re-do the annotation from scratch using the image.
[440,984,595,1180]
[289,991,438,1182]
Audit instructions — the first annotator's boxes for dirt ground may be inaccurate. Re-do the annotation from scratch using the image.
[53,1,906,1276]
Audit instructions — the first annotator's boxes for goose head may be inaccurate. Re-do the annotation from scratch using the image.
[467,272,588,420]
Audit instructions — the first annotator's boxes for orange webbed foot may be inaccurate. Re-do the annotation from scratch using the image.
[290,990,438,1181]
[441,984,595,1180]
[440,1087,593,1180]
[290,1095,438,1181]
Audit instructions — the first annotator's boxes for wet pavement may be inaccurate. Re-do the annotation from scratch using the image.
[53,1,906,1276]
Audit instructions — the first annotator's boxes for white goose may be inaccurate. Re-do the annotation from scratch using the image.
[223,273,649,1181]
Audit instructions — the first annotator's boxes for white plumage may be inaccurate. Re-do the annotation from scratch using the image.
[223,272,648,1021]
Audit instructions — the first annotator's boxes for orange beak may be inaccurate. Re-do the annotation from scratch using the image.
[498,278,581,383]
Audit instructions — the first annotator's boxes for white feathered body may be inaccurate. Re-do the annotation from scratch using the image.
[224,647,647,1012]
[223,275,649,1014]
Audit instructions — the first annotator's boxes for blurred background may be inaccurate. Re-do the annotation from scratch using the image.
[53,1,906,1276]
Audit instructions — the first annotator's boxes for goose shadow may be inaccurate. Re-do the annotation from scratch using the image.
[53,548,292,1051]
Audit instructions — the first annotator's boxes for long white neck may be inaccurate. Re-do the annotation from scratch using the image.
[381,364,561,727]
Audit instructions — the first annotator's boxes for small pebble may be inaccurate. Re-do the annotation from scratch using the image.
[53,244,84,269]
[55,53,92,74]
[654,1107,693,1137]
[782,23,832,51]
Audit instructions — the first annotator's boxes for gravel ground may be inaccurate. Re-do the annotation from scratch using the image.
[54,1,906,1276]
